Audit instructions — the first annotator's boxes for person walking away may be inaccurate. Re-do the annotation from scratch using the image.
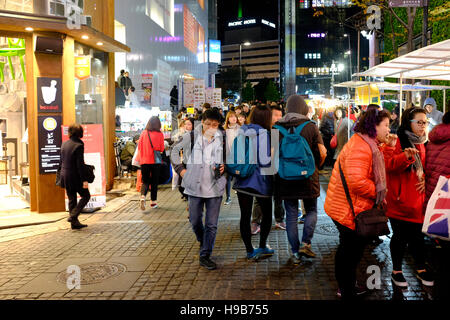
[170,85,178,112]
[324,107,391,299]
[319,108,335,170]
[232,105,275,260]
[381,107,434,288]
[425,111,450,300]
[251,104,286,232]
[223,111,240,205]
[115,81,126,107]
[138,116,165,210]
[171,109,226,270]
[128,87,140,107]
[334,109,354,161]
[423,97,443,132]
[274,95,326,263]
[117,69,125,84]
[59,124,90,230]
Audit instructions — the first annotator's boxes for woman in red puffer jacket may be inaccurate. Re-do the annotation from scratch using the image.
[381,107,433,289]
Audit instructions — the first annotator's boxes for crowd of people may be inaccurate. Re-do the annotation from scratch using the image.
[61,94,449,300]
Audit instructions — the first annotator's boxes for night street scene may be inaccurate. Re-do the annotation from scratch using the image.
[0,0,449,314]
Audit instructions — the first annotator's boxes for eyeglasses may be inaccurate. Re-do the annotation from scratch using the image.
[410,120,429,126]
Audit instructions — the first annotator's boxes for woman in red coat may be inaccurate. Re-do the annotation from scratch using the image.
[138,116,165,210]
[382,107,433,288]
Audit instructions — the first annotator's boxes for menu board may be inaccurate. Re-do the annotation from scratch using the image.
[194,79,205,109]
[183,79,195,107]
[38,115,62,174]
[141,74,153,105]
[213,88,222,108]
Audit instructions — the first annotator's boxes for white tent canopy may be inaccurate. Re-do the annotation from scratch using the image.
[334,80,450,92]
[355,39,450,81]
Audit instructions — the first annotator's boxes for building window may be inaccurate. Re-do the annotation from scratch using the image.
[299,0,310,9]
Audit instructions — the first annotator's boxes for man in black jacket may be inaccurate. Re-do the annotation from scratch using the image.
[59,124,90,229]
[319,110,335,168]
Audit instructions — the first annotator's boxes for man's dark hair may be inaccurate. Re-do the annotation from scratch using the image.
[202,103,211,110]
[271,104,283,113]
[202,108,222,122]
[145,116,161,132]
[120,69,125,74]
[68,124,83,139]
[130,86,135,92]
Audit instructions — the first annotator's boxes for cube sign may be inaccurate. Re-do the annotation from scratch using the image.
[74,56,91,81]
[209,40,221,64]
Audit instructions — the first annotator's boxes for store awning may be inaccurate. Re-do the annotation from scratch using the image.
[355,39,450,81]
[334,80,450,91]
[0,10,130,53]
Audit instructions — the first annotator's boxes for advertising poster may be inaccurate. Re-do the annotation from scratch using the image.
[141,74,153,105]
[183,79,195,107]
[205,87,214,105]
[157,59,172,108]
[194,79,205,110]
[62,124,106,210]
[37,77,62,113]
[38,115,62,174]
[213,88,222,108]
[74,56,91,81]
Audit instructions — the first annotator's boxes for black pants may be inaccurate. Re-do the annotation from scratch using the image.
[252,196,285,224]
[389,218,426,271]
[237,192,272,253]
[333,219,368,300]
[436,240,450,301]
[141,164,160,201]
[321,135,335,168]
[66,187,91,219]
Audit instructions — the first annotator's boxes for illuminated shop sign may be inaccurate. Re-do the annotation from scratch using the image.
[261,19,276,28]
[308,33,326,38]
[209,40,221,64]
[228,19,257,27]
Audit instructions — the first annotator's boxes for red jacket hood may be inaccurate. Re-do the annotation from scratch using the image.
[429,123,450,144]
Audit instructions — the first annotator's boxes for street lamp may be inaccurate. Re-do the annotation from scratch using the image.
[239,41,251,103]
[344,34,352,81]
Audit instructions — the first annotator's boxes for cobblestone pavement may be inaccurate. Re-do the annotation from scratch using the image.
[0,172,439,300]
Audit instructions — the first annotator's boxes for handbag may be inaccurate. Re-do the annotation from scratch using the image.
[147,130,163,164]
[330,120,343,149]
[338,161,390,237]
[84,164,95,183]
[132,146,140,168]
[422,175,450,241]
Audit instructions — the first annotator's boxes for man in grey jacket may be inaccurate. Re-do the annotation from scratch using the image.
[423,97,443,132]
[171,109,226,270]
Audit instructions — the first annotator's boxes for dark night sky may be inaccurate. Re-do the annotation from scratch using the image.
[217,0,279,42]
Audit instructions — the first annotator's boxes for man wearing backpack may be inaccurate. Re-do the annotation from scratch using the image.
[170,109,227,270]
[274,95,326,264]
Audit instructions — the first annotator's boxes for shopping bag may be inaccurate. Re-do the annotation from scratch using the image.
[132,148,140,168]
[136,169,142,192]
[422,175,450,241]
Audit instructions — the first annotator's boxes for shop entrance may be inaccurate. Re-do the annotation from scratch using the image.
[0,34,30,215]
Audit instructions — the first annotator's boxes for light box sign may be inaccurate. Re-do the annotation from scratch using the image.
[209,40,221,64]
[74,56,91,81]
[228,19,256,27]
[261,19,276,28]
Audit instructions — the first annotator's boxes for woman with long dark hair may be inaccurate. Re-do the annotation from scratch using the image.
[233,104,274,260]
[382,107,434,288]
[138,116,165,210]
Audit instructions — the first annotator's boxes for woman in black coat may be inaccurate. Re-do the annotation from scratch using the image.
[59,124,90,229]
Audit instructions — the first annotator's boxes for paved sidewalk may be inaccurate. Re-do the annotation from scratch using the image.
[0,175,439,300]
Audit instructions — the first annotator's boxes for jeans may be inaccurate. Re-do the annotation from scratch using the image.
[333,219,368,300]
[237,192,272,252]
[252,196,285,224]
[284,198,318,253]
[226,175,233,199]
[141,164,160,201]
[66,187,91,219]
[389,218,426,271]
[188,196,222,257]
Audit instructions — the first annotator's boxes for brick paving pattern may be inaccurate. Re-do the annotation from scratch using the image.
[0,173,439,300]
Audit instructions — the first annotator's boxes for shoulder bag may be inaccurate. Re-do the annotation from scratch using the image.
[338,161,390,237]
[147,130,163,164]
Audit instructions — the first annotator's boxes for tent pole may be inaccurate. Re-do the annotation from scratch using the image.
[348,100,350,140]
[444,89,447,114]
[399,74,403,119]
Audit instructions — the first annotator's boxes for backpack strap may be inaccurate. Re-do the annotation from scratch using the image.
[273,124,289,136]
[294,120,311,135]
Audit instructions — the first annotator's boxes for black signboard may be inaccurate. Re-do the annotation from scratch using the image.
[37,77,62,113]
[389,0,427,7]
[38,115,62,174]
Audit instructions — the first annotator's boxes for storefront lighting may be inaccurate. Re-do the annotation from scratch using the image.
[82,35,89,40]
[97,42,103,46]
[25,27,34,31]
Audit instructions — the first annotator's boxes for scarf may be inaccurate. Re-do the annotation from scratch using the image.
[357,133,387,205]
[404,130,426,179]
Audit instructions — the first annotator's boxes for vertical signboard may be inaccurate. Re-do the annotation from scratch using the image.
[141,74,153,105]
[183,78,195,107]
[62,124,106,210]
[194,79,205,109]
[38,115,62,174]
[213,88,222,108]
[74,56,91,81]
[37,77,62,113]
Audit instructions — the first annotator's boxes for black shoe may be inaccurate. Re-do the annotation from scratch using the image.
[71,220,88,230]
[416,270,434,287]
[391,272,408,288]
[199,256,217,270]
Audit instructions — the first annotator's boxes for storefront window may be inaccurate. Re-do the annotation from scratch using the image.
[74,42,108,125]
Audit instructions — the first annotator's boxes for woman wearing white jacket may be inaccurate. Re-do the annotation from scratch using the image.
[224,111,241,205]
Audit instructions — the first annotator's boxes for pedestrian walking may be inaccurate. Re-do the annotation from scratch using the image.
[324,107,391,299]
[120,71,133,95]
[232,104,275,260]
[223,111,240,205]
[171,109,227,270]
[274,95,326,263]
[319,108,335,169]
[382,107,434,288]
[138,116,165,210]
[58,124,90,230]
